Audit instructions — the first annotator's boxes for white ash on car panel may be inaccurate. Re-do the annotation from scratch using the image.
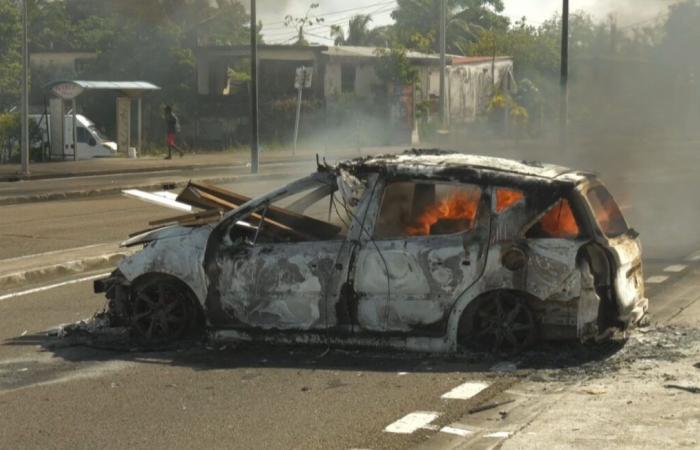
[217,242,341,330]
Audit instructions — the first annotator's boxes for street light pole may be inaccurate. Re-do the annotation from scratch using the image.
[249,0,259,174]
[439,0,447,131]
[20,0,29,176]
[559,0,569,147]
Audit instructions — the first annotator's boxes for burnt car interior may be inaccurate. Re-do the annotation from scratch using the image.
[374,181,482,239]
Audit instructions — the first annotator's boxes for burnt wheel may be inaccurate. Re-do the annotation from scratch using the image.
[131,278,196,342]
[467,292,537,354]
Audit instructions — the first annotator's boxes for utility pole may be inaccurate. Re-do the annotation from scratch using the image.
[20,0,29,176]
[249,0,259,174]
[439,0,447,131]
[559,0,569,147]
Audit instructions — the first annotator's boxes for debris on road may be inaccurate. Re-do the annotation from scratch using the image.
[468,398,515,414]
[664,384,700,394]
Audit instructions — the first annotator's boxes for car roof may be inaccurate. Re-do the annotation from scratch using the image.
[338,149,591,187]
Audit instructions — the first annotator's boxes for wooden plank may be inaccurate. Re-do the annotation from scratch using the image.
[183,181,341,239]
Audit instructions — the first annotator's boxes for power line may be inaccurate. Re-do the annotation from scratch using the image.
[261,3,395,35]
[261,0,396,28]
[262,4,396,41]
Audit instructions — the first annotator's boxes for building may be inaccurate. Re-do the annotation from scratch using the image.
[194,45,514,147]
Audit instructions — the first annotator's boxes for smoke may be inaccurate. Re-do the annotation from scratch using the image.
[579,0,684,25]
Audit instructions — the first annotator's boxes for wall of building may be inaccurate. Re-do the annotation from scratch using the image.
[446,60,513,124]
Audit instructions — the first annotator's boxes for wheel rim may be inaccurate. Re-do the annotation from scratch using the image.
[471,292,536,354]
[132,281,191,341]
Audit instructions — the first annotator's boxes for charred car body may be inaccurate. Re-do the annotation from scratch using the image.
[95,150,648,353]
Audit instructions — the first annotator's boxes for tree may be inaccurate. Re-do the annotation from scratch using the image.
[330,14,389,47]
[0,0,21,112]
[284,2,324,46]
[391,0,508,54]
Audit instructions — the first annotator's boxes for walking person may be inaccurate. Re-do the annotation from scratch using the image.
[164,105,183,159]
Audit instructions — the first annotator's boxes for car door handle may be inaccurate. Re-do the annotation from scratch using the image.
[463,249,471,266]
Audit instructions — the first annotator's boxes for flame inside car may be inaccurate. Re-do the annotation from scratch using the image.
[496,188,525,213]
[406,189,480,236]
[540,199,580,238]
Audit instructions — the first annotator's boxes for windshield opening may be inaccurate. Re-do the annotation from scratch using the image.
[88,125,108,142]
[586,186,629,238]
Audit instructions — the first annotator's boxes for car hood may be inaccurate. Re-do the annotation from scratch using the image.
[121,225,205,247]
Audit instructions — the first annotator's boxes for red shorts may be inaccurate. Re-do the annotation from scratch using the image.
[166,133,176,146]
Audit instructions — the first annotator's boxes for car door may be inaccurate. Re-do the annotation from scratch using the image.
[352,179,491,333]
[216,239,348,331]
[203,173,357,331]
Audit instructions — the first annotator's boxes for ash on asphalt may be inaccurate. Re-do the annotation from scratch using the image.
[516,325,700,382]
[9,322,700,381]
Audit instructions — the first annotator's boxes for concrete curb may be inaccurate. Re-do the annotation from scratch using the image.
[0,154,314,183]
[0,250,135,291]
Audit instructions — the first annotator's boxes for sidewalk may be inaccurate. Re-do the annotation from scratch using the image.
[0,147,387,182]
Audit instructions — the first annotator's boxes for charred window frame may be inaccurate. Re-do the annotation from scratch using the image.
[371,179,485,240]
[524,188,590,240]
[493,187,526,214]
[218,172,347,246]
[584,185,629,239]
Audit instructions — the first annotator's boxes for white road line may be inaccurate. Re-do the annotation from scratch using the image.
[441,381,489,400]
[646,275,669,284]
[0,273,110,302]
[484,431,511,438]
[664,264,687,273]
[384,411,441,434]
[0,243,110,264]
[686,251,700,262]
[440,426,474,437]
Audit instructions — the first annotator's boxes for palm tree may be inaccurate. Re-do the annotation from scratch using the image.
[330,14,389,47]
[392,0,507,54]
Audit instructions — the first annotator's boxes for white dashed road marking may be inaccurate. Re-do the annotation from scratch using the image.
[646,275,669,284]
[0,272,110,302]
[440,425,474,437]
[484,431,511,438]
[384,411,441,434]
[686,251,700,261]
[441,381,489,400]
[664,264,687,273]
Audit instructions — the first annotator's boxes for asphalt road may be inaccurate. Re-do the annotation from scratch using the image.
[0,255,698,449]
[2,141,700,449]
[0,165,312,259]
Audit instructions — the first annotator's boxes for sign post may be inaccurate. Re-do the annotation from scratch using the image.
[293,66,312,156]
[51,82,84,160]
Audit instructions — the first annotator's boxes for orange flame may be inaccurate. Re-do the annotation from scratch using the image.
[406,190,480,236]
[540,199,579,238]
[496,188,525,213]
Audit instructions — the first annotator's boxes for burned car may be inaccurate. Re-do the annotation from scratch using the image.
[95,150,648,353]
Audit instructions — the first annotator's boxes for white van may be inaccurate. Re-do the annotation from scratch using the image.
[31,114,118,160]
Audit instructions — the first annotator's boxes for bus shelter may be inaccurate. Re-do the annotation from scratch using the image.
[45,80,160,160]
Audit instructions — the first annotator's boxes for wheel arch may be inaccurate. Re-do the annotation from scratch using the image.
[446,287,544,351]
[130,272,207,329]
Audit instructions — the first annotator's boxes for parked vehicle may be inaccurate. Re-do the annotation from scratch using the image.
[95,150,648,353]
[31,114,117,159]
